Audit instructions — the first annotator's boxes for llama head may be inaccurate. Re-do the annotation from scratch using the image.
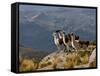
[75,35,79,40]
[70,32,74,36]
[60,30,65,35]
[70,32,76,40]
[67,33,71,41]
[55,30,62,33]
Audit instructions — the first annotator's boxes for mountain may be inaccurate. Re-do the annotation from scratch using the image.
[19,6,96,51]
[19,47,51,61]
[19,21,56,51]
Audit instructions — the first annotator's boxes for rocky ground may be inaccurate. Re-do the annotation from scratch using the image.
[19,45,96,72]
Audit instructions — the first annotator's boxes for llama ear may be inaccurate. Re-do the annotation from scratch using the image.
[70,32,74,35]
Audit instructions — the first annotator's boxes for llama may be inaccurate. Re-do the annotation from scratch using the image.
[59,31,79,52]
[52,32,63,51]
[70,33,80,50]
[55,30,63,39]
[75,35,79,42]
[52,31,88,52]
[60,31,71,52]
[79,40,89,49]
[70,32,89,50]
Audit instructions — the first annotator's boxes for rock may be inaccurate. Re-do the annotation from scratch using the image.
[38,48,96,70]
[74,64,89,68]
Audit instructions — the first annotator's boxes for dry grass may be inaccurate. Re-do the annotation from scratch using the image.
[19,45,96,71]
[64,45,96,69]
[19,58,38,72]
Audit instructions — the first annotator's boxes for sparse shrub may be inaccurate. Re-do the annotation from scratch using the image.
[64,62,73,69]
[90,41,96,45]
[39,62,48,68]
[40,63,47,68]
[19,58,38,72]
[80,54,89,64]
[52,63,57,69]
[64,52,80,69]
[47,62,52,65]
[25,45,96,70]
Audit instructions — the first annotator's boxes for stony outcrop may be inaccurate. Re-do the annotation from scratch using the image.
[38,48,96,70]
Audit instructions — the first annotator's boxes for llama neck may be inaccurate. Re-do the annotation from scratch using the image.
[53,35,59,45]
[58,33,62,39]
[62,34,66,44]
[71,36,75,48]
[71,36,74,42]
[53,35,58,41]
[71,36,75,42]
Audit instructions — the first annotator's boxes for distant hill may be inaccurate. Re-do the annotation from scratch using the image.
[19,6,96,51]
[19,47,51,61]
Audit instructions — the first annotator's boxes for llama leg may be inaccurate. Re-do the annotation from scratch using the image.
[64,44,70,53]
[57,45,60,51]
[64,45,66,52]
[66,44,70,52]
